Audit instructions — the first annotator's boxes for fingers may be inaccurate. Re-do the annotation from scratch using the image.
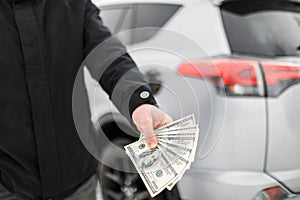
[138,116,158,150]
[132,104,173,150]
[153,113,173,129]
[161,114,173,126]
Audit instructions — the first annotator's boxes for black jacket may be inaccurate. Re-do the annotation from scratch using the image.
[0,0,156,199]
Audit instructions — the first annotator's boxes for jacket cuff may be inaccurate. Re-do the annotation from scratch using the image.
[129,85,157,117]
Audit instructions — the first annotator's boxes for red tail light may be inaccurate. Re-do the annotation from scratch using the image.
[177,59,265,96]
[262,61,300,97]
[254,186,288,200]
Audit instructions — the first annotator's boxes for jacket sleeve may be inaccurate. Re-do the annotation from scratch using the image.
[83,0,157,119]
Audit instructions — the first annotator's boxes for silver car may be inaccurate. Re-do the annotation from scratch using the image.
[86,0,300,199]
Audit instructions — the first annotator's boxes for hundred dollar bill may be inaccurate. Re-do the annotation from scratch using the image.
[158,131,199,161]
[156,132,197,137]
[158,140,194,161]
[165,129,200,190]
[124,139,178,197]
[158,144,191,190]
[157,135,197,141]
[140,115,196,140]
[155,126,198,134]
[155,114,196,132]
[158,144,190,178]
[159,142,191,167]
[159,141,196,190]
[156,128,198,136]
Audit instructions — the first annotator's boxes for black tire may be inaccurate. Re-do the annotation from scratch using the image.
[98,138,181,200]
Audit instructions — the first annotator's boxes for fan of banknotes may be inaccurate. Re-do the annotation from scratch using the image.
[124,114,199,197]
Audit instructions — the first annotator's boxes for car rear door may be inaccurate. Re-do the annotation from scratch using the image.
[221,0,300,193]
[262,59,300,194]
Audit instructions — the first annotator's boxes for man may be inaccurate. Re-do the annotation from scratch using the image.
[0,0,173,199]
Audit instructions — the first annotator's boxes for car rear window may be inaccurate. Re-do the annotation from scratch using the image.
[221,1,300,57]
[100,3,181,45]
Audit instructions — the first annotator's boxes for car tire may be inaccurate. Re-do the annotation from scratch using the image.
[98,138,181,200]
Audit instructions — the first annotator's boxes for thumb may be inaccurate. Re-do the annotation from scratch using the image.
[138,116,157,149]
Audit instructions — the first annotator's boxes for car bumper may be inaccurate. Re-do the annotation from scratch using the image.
[287,195,300,200]
[177,168,282,200]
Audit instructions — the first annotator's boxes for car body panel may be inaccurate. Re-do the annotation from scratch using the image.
[266,83,300,193]
[177,169,279,200]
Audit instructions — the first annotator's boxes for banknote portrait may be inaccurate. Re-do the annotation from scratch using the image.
[138,149,161,169]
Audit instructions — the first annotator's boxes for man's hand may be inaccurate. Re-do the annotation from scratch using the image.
[132,104,173,149]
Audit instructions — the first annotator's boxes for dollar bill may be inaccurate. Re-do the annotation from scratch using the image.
[155,126,198,134]
[125,114,199,197]
[124,139,178,197]
[155,114,195,132]
[158,143,191,190]
[140,114,196,140]
[159,140,194,160]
